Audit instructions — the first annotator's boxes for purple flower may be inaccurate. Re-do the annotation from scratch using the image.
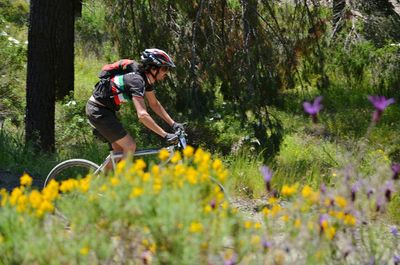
[303,96,323,123]
[390,226,399,237]
[384,180,395,202]
[262,239,272,249]
[223,253,237,265]
[351,182,360,202]
[368,95,395,123]
[210,199,216,209]
[394,255,400,265]
[260,165,273,192]
[392,163,400,180]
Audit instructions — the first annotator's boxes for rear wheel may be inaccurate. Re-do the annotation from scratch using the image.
[44,159,100,188]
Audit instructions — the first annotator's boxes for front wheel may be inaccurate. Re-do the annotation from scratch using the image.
[44,159,100,188]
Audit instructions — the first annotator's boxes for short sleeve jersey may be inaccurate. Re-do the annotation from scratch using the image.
[110,72,153,106]
[93,68,153,111]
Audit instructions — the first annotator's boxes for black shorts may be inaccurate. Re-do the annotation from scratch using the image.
[85,100,127,143]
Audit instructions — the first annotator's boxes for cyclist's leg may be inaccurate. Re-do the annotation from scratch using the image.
[113,134,136,155]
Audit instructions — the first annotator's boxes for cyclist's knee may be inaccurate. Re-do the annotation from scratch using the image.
[123,141,136,154]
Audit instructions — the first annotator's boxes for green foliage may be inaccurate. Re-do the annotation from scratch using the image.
[0,17,27,126]
[0,0,28,26]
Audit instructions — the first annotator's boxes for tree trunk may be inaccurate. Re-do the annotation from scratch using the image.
[26,0,76,152]
[54,0,76,100]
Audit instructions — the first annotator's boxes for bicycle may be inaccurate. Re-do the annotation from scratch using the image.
[44,128,226,194]
[43,128,188,188]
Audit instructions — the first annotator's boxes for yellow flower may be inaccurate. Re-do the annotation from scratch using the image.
[130,187,144,198]
[204,205,212,213]
[281,184,298,196]
[194,148,205,164]
[212,159,223,171]
[79,177,90,193]
[244,220,253,229]
[116,160,126,174]
[254,222,262,229]
[151,165,160,176]
[16,195,28,212]
[334,196,347,208]
[186,167,198,184]
[0,189,8,206]
[9,187,24,206]
[251,235,261,245]
[20,173,33,187]
[343,214,356,226]
[80,246,89,255]
[183,146,194,158]
[189,222,203,233]
[294,218,301,228]
[325,226,336,240]
[29,190,42,209]
[301,185,313,198]
[134,159,146,171]
[280,215,289,222]
[42,180,59,201]
[216,169,228,182]
[171,152,182,163]
[38,200,54,214]
[159,148,170,161]
[60,179,77,193]
[110,177,119,186]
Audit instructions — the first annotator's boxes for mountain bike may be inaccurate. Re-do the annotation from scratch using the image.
[44,128,226,195]
[43,128,188,188]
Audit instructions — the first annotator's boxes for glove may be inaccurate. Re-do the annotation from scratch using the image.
[164,133,179,144]
[172,122,185,132]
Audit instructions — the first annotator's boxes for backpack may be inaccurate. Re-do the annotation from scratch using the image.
[98,59,137,79]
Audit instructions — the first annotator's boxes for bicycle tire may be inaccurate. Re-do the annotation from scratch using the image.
[44,159,100,188]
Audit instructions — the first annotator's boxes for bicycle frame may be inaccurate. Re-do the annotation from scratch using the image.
[94,145,176,175]
[94,128,187,175]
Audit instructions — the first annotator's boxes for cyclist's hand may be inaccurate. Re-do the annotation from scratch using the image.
[164,133,179,144]
[172,122,185,132]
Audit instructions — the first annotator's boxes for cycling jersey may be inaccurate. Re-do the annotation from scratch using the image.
[93,64,153,111]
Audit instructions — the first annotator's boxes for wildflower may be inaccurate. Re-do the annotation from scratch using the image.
[320,183,327,194]
[244,220,253,229]
[29,190,42,209]
[20,173,33,187]
[60,179,77,193]
[110,177,119,186]
[394,255,400,265]
[260,165,273,192]
[343,214,357,226]
[281,184,297,196]
[303,96,323,123]
[141,250,153,264]
[212,159,223,171]
[334,196,348,208]
[171,151,182,163]
[223,251,237,265]
[392,163,400,180]
[183,146,194,158]
[351,183,359,202]
[262,239,272,250]
[390,226,398,237]
[368,95,395,123]
[384,180,394,202]
[189,222,203,233]
[251,235,261,245]
[130,187,144,198]
[80,246,89,255]
[319,214,329,231]
[210,199,216,209]
[133,159,146,171]
[158,148,170,161]
[294,218,301,228]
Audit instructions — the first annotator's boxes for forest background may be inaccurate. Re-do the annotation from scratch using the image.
[0,0,400,220]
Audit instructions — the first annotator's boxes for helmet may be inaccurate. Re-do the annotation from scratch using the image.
[140,48,176,68]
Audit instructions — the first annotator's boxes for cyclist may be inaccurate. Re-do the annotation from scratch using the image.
[86,48,184,162]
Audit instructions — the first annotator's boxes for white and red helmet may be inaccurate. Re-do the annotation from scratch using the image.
[141,48,176,68]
